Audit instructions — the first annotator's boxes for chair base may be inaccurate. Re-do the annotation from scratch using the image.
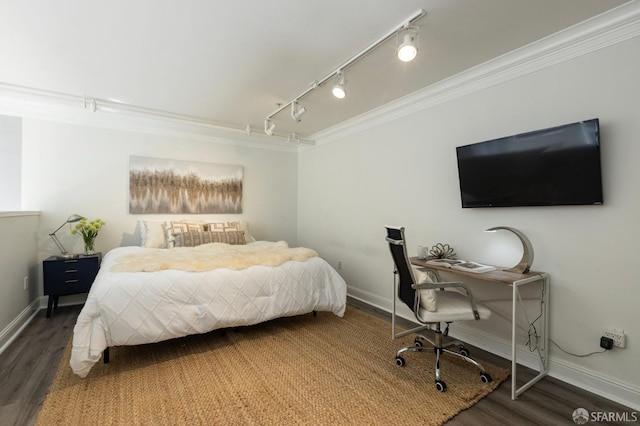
[395,328,492,392]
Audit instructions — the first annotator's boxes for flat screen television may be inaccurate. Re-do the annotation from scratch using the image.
[456,118,603,208]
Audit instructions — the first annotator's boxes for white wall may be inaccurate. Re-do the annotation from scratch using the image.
[0,212,40,351]
[3,2,638,408]
[20,120,299,297]
[298,36,640,406]
[0,115,22,210]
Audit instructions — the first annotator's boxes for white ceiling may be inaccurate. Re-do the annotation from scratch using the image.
[0,0,629,139]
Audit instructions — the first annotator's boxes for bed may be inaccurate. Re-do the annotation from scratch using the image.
[70,238,347,378]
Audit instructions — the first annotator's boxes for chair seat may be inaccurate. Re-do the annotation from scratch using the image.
[417,291,491,323]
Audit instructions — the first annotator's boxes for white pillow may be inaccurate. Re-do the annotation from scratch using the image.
[412,266,437,312]
[140,220,167,248]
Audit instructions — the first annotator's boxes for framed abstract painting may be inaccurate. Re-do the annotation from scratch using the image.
[129,156,243,214]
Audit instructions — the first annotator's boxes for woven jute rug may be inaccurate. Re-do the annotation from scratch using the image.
[36,306,508,425]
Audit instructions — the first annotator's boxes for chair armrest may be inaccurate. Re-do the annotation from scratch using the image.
[411,281,481,320]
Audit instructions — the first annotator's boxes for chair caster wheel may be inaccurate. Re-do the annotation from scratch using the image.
[395,356,406,367]
[435,380,447,392]
[480,372,492,383]
[459,347,470,357]
[414,338,423,348]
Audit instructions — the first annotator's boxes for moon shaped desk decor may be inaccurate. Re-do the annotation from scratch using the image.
[485,226,534,273]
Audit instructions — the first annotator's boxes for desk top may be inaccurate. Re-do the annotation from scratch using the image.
[410,257,547,285]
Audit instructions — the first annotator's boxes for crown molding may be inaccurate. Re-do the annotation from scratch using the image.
[0,84,301,153]
[2,2,638,153]
[308,1,640,146]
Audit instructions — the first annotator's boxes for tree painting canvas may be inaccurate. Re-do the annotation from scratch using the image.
[129,156,243,214]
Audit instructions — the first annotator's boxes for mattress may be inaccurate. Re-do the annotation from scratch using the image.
[70,244,347,377]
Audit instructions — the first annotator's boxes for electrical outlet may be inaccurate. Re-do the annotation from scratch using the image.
[603,329,626,348]
[337,261,342,270]
[23,276,29,291]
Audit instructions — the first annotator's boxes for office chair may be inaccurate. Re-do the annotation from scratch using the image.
[385,226,492,392]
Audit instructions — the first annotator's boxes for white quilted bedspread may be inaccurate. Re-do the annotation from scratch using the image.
[70,244,347,378]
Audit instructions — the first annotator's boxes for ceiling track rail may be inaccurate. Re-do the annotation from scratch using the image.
[265,9,425,121]
[0,81,314,144]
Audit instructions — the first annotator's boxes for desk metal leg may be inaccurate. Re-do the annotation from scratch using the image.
[511,275,550,400]
[511,283,518,400]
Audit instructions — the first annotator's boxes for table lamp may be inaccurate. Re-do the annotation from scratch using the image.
[485,226,534,273]
[50,214,85,259]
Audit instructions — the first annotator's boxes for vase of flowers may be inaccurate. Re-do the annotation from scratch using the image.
[71,218,106,255]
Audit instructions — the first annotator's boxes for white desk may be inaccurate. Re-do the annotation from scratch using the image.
[410,257,550,400]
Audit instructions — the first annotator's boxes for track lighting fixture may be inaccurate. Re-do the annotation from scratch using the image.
[263,9,425,136]
[264,118,275,136]
[287,132,301,145]
[397,28,418,62]
[286,132,316,146]
[332,71,346,99]
[290,101,306,122]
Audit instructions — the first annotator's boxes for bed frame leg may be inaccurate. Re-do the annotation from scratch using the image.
[103,347,110,363]
[313,310,317,317]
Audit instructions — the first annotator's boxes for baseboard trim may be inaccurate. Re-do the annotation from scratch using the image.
[0,298,40,356]
[0,296,87,357]
[37,294,87,311]
[548,356,640,412]
[450,324,640,411]
[347,287,640,411]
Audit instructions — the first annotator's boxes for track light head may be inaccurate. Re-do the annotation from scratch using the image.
[264,118,275,136]
[332,72,346,99]
[397,30,418,62]
[263,10,425,127]
[287,132,301,145]
[291,101,306,122]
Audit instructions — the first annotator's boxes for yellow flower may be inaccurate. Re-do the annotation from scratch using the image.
[71,218,106,240]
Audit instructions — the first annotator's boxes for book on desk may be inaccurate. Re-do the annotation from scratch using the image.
[425,258,496,273]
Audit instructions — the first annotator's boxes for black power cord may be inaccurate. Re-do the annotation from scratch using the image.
[527,279,608,358]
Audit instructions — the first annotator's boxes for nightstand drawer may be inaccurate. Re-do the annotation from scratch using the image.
[44,256,100,295]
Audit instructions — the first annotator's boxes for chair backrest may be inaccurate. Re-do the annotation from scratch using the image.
[385,226,417,310]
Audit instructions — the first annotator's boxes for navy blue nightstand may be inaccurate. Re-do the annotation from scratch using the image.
[43,254,101,317]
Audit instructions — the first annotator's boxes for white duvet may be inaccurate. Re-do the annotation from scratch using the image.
[71,243,347,378]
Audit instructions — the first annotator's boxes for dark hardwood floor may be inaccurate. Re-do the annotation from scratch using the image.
[0,305,81,426]
[350,299,635,426]
[0,302,634,426]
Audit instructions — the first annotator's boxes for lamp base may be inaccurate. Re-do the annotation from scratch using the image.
[504,265,531,274]
[56,253,80,259]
